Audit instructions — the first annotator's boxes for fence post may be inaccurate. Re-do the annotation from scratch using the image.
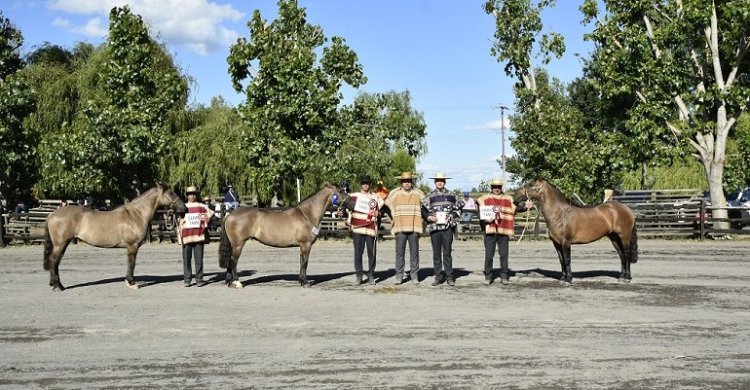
[0,214,6,247]
[699,199,706,241]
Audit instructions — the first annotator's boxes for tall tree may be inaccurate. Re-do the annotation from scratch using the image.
[227,0,367,201]
[326,90,427,191]
[0,12,35,204]
[165,97,251,197]
[37,6,188,200]
[582,0,750,224]
[484,0,622,202]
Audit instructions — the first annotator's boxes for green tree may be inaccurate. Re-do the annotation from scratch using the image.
[582,0,750,225]
[484,0,621,202]
[37,6,188,200]
[165,97,251,197]
[724,113,750,189]
[227,0,367,202]
[0,12,36,204]
[327,90,426,191]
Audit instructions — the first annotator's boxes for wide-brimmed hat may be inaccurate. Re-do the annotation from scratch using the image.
[358,175,372,184]
[395,172,414,181]
[185,185,199,194]
[489,178,506,187]
[429,172,451,180]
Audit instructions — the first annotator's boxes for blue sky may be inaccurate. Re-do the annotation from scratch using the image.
[4,0,593,192]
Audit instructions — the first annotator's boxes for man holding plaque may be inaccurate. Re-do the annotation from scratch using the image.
[338,175,383,285]
[178,186,214,287]
[477,179,530,285]
[421,172,464,286]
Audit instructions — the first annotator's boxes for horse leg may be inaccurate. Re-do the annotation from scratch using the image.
[299,243,312,287]
[562,244,573,284]
[552,242,567,282]
[47,241,71,291]
[125,246,139,290]
[609,234,631,282]
[227,243,244,289]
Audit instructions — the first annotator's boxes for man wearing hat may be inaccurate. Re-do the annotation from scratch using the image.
[477,179,529,285]
[384,172,425,285]
[421,172,465,286]
[337,175,384,285]
[178,186,214,287]
[224,184,240,210]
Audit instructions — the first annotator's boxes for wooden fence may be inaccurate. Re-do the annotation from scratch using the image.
[3,193,748,245]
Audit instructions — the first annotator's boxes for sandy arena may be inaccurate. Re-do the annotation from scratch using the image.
[1,237,749,389]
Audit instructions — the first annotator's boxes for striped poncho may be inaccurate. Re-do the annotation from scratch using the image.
[385,187,425,234]
[346,191,384,237]
[477,193,517,236]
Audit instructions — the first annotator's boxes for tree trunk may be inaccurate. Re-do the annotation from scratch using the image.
[705,107,730,230]
[641,162,648,190]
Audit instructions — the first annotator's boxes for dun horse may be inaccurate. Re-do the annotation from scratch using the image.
[43,182,187,291]
[219,183,346,288]
[518,179,638,283]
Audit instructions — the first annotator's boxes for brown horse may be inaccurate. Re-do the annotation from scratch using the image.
[518,179,638,283]
[43,182,187,291]
[218,183,346,288]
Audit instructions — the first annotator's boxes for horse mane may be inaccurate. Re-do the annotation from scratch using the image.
[542,180,597,208]
[298,183,334,205]
[540,179,572,206]
[110,185,160,211]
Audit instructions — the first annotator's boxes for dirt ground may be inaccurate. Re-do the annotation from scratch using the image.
[0,237,749,389]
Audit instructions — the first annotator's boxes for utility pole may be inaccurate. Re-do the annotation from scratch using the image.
[496,105,509,180]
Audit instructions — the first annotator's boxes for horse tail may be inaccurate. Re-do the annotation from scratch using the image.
[628,223,638,264]
[218,226,232,269]
[43,223,53,270]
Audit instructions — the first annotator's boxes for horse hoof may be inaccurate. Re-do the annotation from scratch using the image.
[301,281,312,288]
[619,278,631,283]
[52,285,65,292]
[229,280,243,289]
[126,281,140,290]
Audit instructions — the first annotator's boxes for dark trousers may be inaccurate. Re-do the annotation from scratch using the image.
[430,228,454,280]
[395,232,420,280]
[484,234,510,278]
[182,243,204,283]
[352,233,376,275]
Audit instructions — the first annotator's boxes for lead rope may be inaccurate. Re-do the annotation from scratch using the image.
[516,188,534,245]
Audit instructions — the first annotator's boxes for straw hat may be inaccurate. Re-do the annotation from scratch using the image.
[489,178,506,187]
[395,172,414,181]
[429,172,451,180]
[185,186,199,194]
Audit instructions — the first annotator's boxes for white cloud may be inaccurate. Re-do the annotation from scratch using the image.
[51,17,70,28]
[73,17,108,37]
[46,0,244,55]
[463,118,511,132]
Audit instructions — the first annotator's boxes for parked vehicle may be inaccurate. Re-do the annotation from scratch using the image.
[696,188,750,230]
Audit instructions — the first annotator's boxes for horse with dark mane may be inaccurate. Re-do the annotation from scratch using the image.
[518,179,638,283]
[218,183,347,288]
[43,182,187,291]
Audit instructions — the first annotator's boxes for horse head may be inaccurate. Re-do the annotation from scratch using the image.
[322,182,350,209]
[155,182,187,214]
[520,178,548,202]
